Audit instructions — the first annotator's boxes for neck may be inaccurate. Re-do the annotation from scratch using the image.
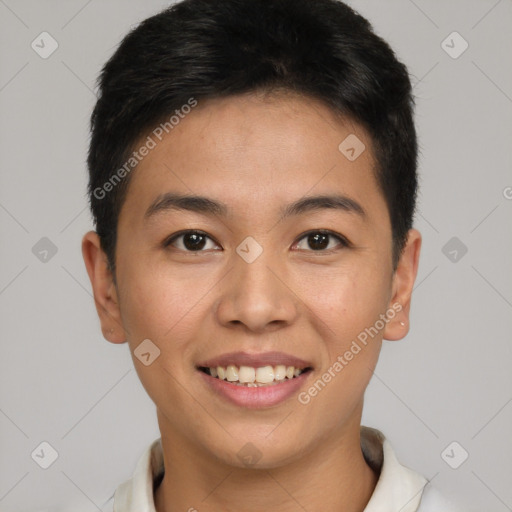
[154,408,378,512]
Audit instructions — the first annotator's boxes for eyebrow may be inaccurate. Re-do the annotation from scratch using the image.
[144,192,366,223]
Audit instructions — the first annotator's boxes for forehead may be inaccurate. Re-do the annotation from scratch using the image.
[119,92,385,225]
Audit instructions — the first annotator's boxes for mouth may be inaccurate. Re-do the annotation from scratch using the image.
[195,351,314,407]
[197,364,313,387]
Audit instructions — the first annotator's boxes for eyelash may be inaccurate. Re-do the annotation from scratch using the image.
[162,229,351,253]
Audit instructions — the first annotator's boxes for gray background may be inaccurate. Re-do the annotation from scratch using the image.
[0,0,511,510]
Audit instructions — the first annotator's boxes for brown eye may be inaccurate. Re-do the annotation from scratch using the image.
[164,230,220,252]
[294,230,349,252]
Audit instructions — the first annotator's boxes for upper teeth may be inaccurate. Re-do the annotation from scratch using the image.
[210,365,304,384]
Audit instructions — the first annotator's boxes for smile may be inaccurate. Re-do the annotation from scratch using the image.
[198,364,312,387]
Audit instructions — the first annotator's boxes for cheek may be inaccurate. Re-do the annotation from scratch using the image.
[296,269,386,424]
[117,260,198,349]
[116,265,203,413]
[301,264,390,351]
[116,258,231,390]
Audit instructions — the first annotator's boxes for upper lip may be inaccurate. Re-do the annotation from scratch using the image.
[197,351,313,369]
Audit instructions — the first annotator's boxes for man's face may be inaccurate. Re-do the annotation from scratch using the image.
[91,92,413,466]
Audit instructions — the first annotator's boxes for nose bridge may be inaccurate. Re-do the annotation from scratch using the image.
[236,249,278,296]
[215,237,298,331]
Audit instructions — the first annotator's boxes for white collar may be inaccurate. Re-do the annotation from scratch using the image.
[112,426,430,512]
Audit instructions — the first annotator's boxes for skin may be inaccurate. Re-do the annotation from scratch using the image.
[82,91,421,512]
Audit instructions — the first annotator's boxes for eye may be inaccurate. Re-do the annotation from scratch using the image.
[163,230,221,252]
[163,229,350,253]
[293,230,350,252]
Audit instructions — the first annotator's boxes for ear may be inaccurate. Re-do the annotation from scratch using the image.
[81,231,126,344]
[383,229,422,341]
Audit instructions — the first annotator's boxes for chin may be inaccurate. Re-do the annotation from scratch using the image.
[206,430,311,470]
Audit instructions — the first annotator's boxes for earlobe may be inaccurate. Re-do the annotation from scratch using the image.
[383,229,422,341]
[81,231,127,344]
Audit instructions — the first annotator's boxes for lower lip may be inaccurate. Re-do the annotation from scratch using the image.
[197,369,312,409]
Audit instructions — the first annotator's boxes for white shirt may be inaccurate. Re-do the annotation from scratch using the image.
[104,426,459,512]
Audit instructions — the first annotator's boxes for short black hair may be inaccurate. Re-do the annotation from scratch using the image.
[87,0,417,277]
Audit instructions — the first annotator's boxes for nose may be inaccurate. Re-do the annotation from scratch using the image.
[214,249,299,333]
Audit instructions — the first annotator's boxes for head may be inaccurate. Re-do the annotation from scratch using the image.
[83,0,421,468]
